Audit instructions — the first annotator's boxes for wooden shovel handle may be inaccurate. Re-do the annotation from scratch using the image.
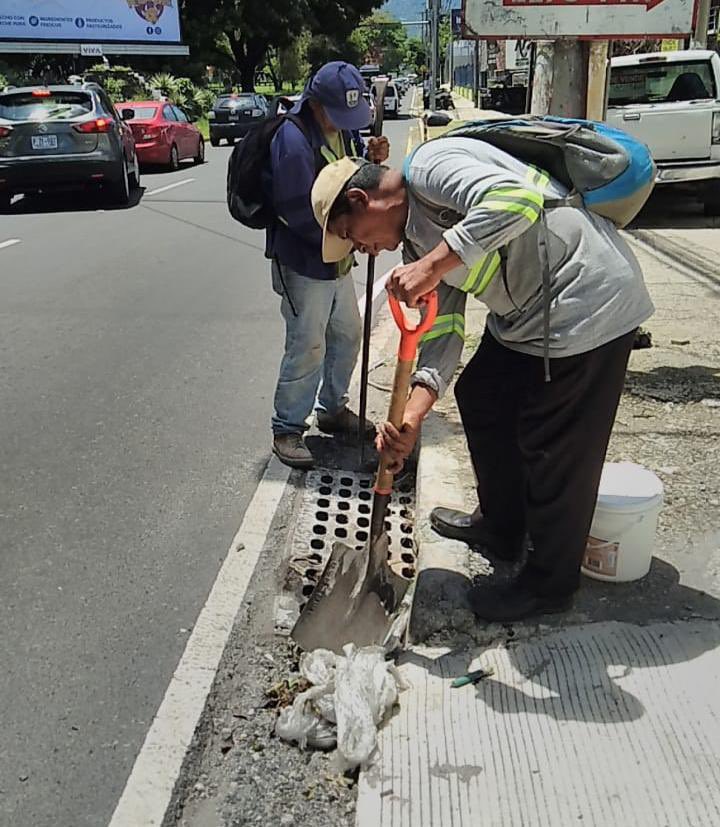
[374,291,438,496]
[375,358,415,495]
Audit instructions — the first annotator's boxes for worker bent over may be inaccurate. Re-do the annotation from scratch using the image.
[310,138,653,622]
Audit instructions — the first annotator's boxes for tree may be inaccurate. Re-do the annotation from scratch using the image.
[277,33,311,90]
[305,35,362,74]
[406,37,426,76]
[182,0,383,92]
[350,12,409,74]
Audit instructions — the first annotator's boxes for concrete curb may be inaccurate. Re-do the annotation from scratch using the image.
[408,411,479,644]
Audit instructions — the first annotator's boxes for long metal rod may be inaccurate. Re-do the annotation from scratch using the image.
[358,254,376,464]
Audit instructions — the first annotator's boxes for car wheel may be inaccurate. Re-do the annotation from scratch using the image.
[109,159,131,207]
[130,154,141,190]
[169,143,180,171]
[194,138,205,165]
[210,135,220,147]
[0,192,11,212]
[227,137,236,147]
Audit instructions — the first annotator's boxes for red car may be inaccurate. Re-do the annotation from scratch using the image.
[116,100,204,170]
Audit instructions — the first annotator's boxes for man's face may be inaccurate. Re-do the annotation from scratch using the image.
[328,192,403,257]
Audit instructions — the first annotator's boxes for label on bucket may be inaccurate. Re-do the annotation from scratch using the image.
[583,535,619,577]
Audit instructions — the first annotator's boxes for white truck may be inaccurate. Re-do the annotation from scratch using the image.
[607,50,720,216]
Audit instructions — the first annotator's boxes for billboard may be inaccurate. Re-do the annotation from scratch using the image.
[0,1,182,44]
[462,0,696,39]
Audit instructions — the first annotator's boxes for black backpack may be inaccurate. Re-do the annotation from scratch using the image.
[226,111,310,230]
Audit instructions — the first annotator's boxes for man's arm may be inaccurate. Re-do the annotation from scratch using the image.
[389,146,545,307]
[422,146,544,273]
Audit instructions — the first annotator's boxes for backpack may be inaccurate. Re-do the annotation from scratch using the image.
[226,112,310,230]
[438,116,656,228]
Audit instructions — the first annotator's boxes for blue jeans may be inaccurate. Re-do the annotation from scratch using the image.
[272,260,361,435]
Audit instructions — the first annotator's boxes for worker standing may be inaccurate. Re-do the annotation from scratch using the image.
[309,138,653,621]
[266,62,389,469]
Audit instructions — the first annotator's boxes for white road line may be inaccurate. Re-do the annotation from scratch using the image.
[109,457,291,827]
[144,179,195,198]
[0,238,21,251]
[110,274,392,827]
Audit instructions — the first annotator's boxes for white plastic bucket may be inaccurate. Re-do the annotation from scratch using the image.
[582,462,664,583]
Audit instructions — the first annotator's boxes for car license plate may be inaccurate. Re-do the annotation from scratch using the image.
[229,113,239,121]
[31,135,58,150]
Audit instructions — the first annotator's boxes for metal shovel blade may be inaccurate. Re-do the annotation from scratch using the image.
[291,532,410,654]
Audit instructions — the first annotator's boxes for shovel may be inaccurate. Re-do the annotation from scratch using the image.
[292,290,438,653]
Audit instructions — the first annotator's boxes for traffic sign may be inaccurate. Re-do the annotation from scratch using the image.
[462,0,696,39]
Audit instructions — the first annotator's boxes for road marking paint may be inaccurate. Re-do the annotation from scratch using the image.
[109,457,291,827]
[144,179,195,197]
[0,238,21,251]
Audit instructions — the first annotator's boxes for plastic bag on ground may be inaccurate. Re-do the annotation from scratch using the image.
[335,645,398,769]
[275,684,336,750]
[274,644,401,768]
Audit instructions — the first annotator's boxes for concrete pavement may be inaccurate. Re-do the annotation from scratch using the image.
[0,111,413,827]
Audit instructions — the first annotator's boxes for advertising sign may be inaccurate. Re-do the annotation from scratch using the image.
[0,0,182,44]
[462,0,696,39]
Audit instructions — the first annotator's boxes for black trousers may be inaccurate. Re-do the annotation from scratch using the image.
[454,328,635,598]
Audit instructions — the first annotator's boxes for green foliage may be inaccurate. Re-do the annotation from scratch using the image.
[406,37,426,75]
[278,33,311,88]
[86,64,150,102]
[144,72,214,119]
[305,35,362,74]
[182,0,383,91]
[439,18,452,60]
[193,87,216,118]
[350,12,410,75]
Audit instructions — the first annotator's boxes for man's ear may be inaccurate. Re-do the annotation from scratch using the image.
[346,188,369,211]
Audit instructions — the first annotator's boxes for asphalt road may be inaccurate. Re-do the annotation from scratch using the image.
[0,113,413,826]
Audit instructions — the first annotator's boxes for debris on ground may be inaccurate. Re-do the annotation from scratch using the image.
[633,327,653,349]
[275,645,404,769]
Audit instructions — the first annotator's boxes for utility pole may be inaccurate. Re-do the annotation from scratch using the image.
[474,39,480,108]
[692,0,712,47]
[530,40,586,118]
[449,37,454,89]
[430,0,439,110]
[586,41,610,121]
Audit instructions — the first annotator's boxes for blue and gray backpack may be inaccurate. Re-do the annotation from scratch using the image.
[436,115,656,228]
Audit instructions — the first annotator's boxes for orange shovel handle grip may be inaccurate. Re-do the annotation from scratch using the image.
[387,291,439,362]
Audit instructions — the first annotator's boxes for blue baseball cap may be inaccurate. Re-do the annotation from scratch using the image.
[306,61,371,131]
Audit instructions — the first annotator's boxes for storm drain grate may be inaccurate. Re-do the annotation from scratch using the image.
[275,468,417,635]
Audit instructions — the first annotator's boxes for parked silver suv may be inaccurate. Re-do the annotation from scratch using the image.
[0,83,140,210]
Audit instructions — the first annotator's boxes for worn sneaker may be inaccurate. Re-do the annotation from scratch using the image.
[272,433,315,469]
[317,407,375,437]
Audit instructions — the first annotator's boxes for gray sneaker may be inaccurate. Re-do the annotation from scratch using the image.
[272,433,315,469]
[317,407,375,437]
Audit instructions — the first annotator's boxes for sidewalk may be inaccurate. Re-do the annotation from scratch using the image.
[356,231,720,824]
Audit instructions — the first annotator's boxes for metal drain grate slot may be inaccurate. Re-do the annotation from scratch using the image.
[275,468,417,635]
